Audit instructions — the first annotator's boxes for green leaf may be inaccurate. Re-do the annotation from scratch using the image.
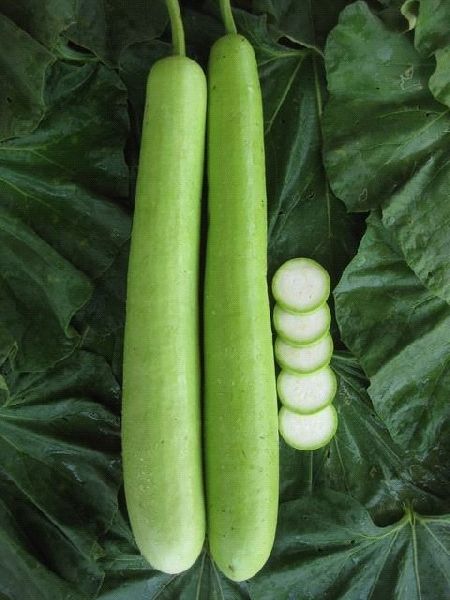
[0,0,79,51]
[0,351,121,597]
[0,0,168,63]
[413,0,450,56]
[323,1,450,303]
[334,213,450,467]
[0,60,130,371]
[327,355,415,516]
[66,0,168,64]
[0,213,91,371]
[281,352,446,522]
[248,490,450,600]
[74,245,129,380]
[429,46,450,107]
[0,15,54,140]
[0,497,87,600]
[380,154,450,304]
[411,0,450,107]
[401,0,419,30]
[252,0,352,51]
[323,0,437,212]
[235,12,363,288]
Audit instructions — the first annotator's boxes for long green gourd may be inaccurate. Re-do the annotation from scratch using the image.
[204,0,279,582]
[122,0,206,574]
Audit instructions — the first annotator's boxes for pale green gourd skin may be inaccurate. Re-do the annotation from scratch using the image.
[122,56,206,574]
[205,34,279,582]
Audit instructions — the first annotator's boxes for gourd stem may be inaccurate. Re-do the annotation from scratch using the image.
[165,0,186,56]
[219,0,237,34]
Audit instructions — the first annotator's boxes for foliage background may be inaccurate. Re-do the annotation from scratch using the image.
[0,0,449,598]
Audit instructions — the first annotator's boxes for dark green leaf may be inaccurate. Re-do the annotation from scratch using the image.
[327,354,411,516]
[252,0,352,51]
[429,47,450,107]
[74,245,129,380]
[67,0,168,64]
[412,0,450,107]
[323,0,437,213]
[401,0,419,31]
[0,0,79,51]
[323,1,450,303]
[0,213,91,371]
[0,497,87,600]
[236,12,363,288]
[0,61,130,371]
[0,15,54,140]
[248,491,450,600]
[413,0,450,56]
[0,351,121,597]
[281,352,447,522]
[0,0,168,63]
[335,213,450,469]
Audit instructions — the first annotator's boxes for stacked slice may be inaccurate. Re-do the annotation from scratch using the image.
[272,258,338,451]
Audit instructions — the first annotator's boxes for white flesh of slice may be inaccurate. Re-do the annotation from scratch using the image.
[273,302,330,345]
[279,405,338,450]
[274,333,333,374]
[277,367,337,414]
[272,258,330,313]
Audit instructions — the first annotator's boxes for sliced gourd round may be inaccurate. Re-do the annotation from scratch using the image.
[273,302,330,345]
[274,333,333,374]
[272,258,330,313]
[279,405,338,450]
[277,366,337,414]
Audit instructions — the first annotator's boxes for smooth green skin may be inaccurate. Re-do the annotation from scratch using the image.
[204,34,279,582]
[122,56,206,574]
